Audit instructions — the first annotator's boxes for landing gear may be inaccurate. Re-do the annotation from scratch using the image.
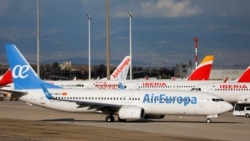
[106,115,115,122]
[206,114,218,123]
[206,118,211,123]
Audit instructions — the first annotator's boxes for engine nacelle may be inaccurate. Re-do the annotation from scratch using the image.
[144,114,165,119]
[118,106,144,120]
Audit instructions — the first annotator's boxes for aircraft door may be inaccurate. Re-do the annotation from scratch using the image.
[199,96,206,107]
[40,93,45,104]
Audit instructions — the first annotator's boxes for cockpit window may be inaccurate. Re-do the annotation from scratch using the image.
[191,88,201,91]
[212,98,224,102]
[76,84,84,87]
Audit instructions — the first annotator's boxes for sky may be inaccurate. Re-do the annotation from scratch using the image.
[0,0,250,68]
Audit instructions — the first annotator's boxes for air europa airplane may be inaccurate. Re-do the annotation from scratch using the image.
[0,44,232,123]
[50,55,215,90]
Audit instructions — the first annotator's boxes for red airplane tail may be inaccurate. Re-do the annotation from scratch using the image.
[0,69,13,86]
[187,55,214,81]
[236,66,250,82]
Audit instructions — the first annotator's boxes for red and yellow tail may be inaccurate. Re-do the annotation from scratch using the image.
[187,55,214,80]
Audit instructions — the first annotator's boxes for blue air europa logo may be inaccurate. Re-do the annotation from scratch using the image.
[12,65,30,79]
[143,94,197,106]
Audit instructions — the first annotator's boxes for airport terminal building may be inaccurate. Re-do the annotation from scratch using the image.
[174,63,245,80]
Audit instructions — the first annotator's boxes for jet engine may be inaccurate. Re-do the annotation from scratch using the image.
[118,106,144,120]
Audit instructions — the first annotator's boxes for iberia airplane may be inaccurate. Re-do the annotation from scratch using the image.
[193,66,250,103]
[0,44,233,123]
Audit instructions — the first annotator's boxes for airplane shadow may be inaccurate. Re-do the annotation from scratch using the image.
[40,118,240,124]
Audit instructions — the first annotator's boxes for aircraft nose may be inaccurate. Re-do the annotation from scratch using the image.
[223,102,233,112]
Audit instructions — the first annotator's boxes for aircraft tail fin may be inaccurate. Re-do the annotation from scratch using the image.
[236,66,250,82]
[110,56,131,80]
[187,55,214,80]
[5,44,61,90]
[0,69,13,86]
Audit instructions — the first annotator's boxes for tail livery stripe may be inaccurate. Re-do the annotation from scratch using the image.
[187,55,214,80]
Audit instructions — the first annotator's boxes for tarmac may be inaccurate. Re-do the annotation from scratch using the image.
[0,100,249,141]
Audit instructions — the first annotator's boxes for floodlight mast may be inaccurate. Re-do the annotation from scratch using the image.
[127,10,132,80]
[86,14,91,80]
[36,0,40,77]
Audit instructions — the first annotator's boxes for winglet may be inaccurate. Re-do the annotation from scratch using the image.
[236,66,250,82]
[110,56,131,80]
[187,55,214,80]
[5,44,61,90]
[0,69,13,86]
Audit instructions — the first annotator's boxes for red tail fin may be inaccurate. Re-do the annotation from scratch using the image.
[237,66,250,82]
[0,69,13,86]
[187,55,214,81]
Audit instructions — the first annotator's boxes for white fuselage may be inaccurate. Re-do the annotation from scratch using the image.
[46,79,218,90]
[194,82,250,103]
[19,89,232,116]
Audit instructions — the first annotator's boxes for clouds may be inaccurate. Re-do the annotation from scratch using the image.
[113,0,202,18]
[0,0,250,68]
[139,0,202,18]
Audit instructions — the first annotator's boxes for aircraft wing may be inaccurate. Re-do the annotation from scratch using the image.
[0,88,27,99]
[41,84,122,114]
[54,98,122,114]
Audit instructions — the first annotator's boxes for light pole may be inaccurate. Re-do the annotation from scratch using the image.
[36,0,40,77]
[106,0,110,80]
[127,10,132,80]
[86,14,91,80]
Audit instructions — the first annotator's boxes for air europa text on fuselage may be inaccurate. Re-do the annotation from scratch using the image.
[219,84,248,89]
[143,94,197,106]
[95,82,119,89]
[112,58,130,78]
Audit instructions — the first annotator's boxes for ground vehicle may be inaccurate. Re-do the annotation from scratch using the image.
[233,103,250,118]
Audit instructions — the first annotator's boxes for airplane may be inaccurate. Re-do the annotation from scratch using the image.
[46,55,215,90]
[122,67,250,91]
[192,66,250,103]
[193,81,250,103]
[44,56,130,89]
[0,44,232,123]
